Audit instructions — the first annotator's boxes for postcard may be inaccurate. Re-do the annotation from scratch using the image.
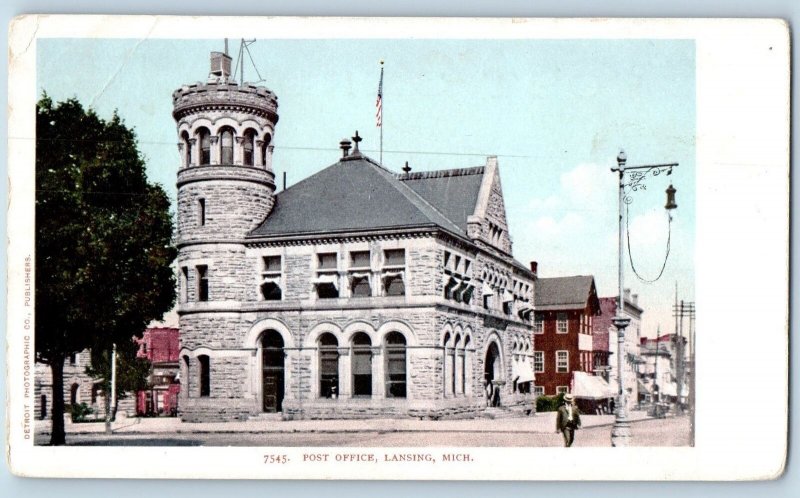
[6,15,789,480]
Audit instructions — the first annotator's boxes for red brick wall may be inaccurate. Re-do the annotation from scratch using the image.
[534,306,595,396]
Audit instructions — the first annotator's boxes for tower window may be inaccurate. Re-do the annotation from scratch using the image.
[181,131,191,167]
[198,198,206,226]
[220,128,234,164]
[243,129,256,166]
[196,265,209,302]
[262,133,272,167]
[180,266,189,303]
[198,355,210,397]
[198,128,211,165]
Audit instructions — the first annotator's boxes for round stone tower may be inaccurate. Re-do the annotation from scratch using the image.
[173,50,279,420]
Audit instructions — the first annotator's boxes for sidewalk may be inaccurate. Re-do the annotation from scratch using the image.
[36,410,660,436]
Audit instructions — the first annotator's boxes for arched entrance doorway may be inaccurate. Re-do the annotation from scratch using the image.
[484,342,502,407]
[261,331,285,412]
[484,342,501,384]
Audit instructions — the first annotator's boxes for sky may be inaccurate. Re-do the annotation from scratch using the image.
[36,37,695,337]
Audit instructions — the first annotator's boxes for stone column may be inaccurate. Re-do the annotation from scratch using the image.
[189,138,198,166]
[255,140,265,168]
[235,136,245,165]
[178,142,186,169]
[209,136,220,165]
[339,348,351,398]
[372,346,385,399]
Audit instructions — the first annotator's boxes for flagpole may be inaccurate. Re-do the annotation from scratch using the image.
[377,60,384,165]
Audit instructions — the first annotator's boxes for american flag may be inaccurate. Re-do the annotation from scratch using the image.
[376,64,383,127]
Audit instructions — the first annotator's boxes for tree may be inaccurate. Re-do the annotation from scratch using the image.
[35,95,176,445]
[85,338,152,422]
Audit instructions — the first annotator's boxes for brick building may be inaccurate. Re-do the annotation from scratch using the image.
[596,290,644,412]
[174,50,536,422]
[531,275,608,405]
[135,327,181,416]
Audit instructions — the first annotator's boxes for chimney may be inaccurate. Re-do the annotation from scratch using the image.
[209,51,232,82]
[624,288,631,303]
[632,293,638,306]
[339,139,352,158]
[530,261,538,274]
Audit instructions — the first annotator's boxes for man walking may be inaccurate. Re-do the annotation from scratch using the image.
[556,394,581,447]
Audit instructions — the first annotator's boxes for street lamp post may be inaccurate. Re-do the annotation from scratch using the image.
[610,150,678,447]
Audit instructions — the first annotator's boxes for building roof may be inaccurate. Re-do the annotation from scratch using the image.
[397,167,484,234]
[248,154,478,240]
[534,275,600,312]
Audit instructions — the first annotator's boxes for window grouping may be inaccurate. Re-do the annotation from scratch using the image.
[442,330,472,398]
[487,221,504,247]
[511,338,533,394]
[185,126,272,168]
[312,249,406,300]
[443,250,475,304]
[315,331,408,399]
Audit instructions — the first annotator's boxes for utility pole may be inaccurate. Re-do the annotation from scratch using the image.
[672,300,695,417]
[105,343,117,435]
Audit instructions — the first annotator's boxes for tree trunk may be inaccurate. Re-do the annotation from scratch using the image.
[49,355,66,445]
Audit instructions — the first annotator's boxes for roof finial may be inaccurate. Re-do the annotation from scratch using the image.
[352,131,362,154]
[402,161,411,174]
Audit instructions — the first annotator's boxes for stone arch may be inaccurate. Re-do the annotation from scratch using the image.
[244,318,295,409]
[244,318,294,349]
[376,320,418,347]
[209,116,242,136]
[304,321,343,348]
[342,320,378,345]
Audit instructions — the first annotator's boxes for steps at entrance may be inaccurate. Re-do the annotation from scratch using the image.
[248,412,283,422]
[482,407,519,419]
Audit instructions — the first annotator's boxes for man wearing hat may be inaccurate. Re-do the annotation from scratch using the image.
[556,393,581,447]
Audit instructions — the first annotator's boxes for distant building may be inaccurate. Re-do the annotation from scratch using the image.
[34,350,135,421]
[532,275,612,412]
[639,333,688,404]
[174,50,536,422]
[135,327,181,416]
[597,290,644,412]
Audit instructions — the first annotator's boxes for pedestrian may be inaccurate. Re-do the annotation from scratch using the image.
[556,393,581,447]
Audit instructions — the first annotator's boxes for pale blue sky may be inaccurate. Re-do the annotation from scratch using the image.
[37,38,695,333]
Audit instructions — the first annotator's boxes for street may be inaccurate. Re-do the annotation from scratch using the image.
[38,415,691,447]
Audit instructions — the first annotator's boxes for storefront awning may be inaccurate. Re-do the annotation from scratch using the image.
[572,371,615,400]
[513,358,535,384]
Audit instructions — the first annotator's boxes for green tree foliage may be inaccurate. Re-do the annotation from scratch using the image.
[85,338,152,421]
[35,95,176,445]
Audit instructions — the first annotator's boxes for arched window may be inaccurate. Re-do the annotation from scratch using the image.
[243,129,256,166]
[443,332,452,397]
[40,394,48,420]
[197,128,211,165]
[220,127,234,164]
[197,128,211,164]
[319,333,339,398]
[384,332,407,398]
[351,332,372,397]
[181,131,191,167]
[198,355,210,397]
[181,355,190,386]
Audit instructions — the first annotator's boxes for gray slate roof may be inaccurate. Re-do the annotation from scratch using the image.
[534,275,598,311]
[398,167,484,234]
[248,154,477,239]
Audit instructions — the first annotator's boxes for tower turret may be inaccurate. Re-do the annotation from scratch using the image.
[173,51,279,243]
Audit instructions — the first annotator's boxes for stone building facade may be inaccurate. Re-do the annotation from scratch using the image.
[174,51,536,422]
